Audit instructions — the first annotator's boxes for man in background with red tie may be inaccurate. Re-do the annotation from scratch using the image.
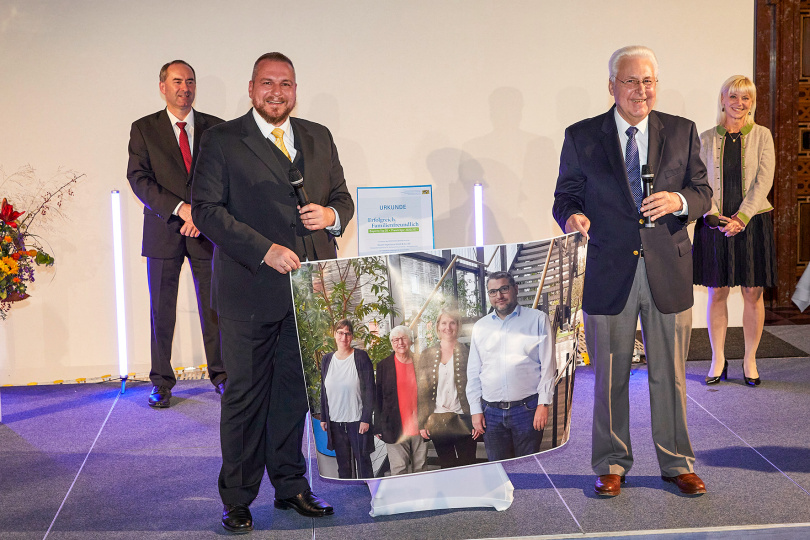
[127,60,226,408]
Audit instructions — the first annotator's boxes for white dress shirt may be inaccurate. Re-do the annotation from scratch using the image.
[466,305,556,415]
[251,110,298,161]
[167,108,194,216]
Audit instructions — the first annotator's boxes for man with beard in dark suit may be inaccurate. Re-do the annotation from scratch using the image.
[127,60,226,408]
[192,52,354,534]
[553,46,712,498]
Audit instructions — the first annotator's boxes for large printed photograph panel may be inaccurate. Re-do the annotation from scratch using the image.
[291,232,587,480]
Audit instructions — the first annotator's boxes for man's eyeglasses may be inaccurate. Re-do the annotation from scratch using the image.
[487,285,512,297]
[615,78,657,89]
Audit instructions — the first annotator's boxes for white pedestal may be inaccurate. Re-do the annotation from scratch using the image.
[367,463,513,516]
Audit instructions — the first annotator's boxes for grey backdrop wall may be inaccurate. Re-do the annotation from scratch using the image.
[0,1,754,384]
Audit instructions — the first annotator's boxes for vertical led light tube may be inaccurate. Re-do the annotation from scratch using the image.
[110,190,128,380]
[473,183,484,247]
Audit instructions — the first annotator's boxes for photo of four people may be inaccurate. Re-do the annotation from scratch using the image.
[292,235,586,480]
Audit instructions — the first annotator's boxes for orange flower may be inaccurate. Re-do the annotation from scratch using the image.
[3,236,11,243]
[12,277,20,283]
[27,250,37,257]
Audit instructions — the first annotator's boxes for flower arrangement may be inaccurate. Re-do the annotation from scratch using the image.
[0,166,84,319]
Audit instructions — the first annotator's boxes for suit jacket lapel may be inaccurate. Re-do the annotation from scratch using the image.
[290,118,313,170]
[156,109,188,176]
[240,110,287,184]
[190,109,205,180]
[647,111,665,183]
[599,108,636,209]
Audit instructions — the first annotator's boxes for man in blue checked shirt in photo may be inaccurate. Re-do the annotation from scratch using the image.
[466,271,557,461]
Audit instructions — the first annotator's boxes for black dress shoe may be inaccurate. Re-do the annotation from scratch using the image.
[215,379,228,395]
[274,489,334,517]
[148,386,171,408]
[222,503,253,534]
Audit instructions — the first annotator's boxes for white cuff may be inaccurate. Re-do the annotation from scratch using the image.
[673,193,688,216]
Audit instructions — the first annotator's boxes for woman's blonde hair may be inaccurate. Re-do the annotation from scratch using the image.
[717,75,757,127]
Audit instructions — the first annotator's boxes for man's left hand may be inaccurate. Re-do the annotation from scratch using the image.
[533,405,549,431]
[299,204,336,231]
[641,191,682,222]
[359,422,370,434]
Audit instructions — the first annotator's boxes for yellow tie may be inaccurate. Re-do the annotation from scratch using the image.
[271,127,291,161]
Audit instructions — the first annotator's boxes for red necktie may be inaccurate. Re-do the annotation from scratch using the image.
[176,121,192,173]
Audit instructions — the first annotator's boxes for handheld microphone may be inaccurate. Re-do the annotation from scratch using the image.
[641,164,654,228]
[288,167,310,207]
[703,215,729,229]
[704,215,721,228]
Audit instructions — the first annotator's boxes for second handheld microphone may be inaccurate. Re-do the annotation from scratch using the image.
[641,164,655,228]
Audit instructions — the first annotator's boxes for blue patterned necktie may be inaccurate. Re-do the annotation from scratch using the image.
[625,126,642,210]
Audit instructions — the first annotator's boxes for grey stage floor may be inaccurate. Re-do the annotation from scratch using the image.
[1,327,809,540]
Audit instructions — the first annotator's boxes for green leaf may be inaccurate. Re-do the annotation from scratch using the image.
[35,251,55,265]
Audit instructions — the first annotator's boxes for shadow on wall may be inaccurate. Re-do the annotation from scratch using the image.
[453,87,558,246]
[428,147,488,248]
[303,93,371,256]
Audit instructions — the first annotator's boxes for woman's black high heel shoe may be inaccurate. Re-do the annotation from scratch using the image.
[743,365,761,386]
[705,360,728,385]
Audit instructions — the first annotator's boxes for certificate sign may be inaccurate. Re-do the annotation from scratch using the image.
[357,185,434,255]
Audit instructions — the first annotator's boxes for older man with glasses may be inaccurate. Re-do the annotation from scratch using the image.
[553,45,711,497]
[466,271,556,461]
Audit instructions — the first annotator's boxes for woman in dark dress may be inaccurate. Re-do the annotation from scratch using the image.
[694,75,776,386]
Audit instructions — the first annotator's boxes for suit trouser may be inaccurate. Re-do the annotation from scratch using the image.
[146,255,224,388]
[584,258,695,477]
[217,310,310,504]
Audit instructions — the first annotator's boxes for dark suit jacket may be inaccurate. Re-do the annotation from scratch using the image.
[127,109,223,259]
[191,111,354,322]
[416,343,471,429]
[320,349,375,454]
[553,107,711,315]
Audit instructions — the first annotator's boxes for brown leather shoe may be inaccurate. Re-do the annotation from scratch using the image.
[594,474,625,497]
[661,473,706,495]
